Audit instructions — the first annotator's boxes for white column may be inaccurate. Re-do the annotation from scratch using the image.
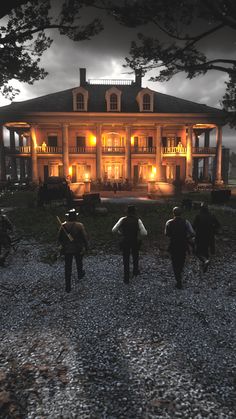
[155,125,163,181]
[215,125,223,184]
[125,126,131,180]
[0,126,6,181]
[62,124,69,178]
[30,125,39,183]
[203,130,210,181]
[185,125,193,183]
[96,124,102,179]
[9,128,18,180]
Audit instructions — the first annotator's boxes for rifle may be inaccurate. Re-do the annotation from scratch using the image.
[56,216,74,242]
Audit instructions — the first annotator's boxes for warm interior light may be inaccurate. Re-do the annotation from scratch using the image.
[131,136,134,146]
[90,135,96,145]
[69,166,72,176]
[84,173,90,181]
[152,167,157,174]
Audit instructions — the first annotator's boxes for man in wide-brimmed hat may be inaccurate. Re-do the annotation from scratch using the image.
[58,208,88,293]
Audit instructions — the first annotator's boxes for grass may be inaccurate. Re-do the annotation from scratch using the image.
[1,190,236,256]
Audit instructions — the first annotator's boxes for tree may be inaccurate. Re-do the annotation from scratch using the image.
[0,0,103,99]
[104,0,236,122]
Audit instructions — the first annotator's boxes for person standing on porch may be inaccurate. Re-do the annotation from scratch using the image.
[112,205,147,283]
[165,207,195,289]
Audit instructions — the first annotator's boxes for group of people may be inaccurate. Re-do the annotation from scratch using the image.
[58,202,220,293]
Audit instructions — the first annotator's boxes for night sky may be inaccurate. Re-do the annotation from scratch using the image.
[0,3,235,150]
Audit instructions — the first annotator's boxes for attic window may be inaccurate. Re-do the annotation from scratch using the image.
[76,93,84,110]
[136,88,154,112]
[110,93,118,111]
[72,87,88,111]
[105,87,122,112]
[143,94,151,111]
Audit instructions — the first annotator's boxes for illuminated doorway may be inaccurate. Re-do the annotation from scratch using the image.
[104,163,123,179]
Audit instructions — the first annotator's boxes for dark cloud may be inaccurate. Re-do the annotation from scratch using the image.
[1,7,235,150]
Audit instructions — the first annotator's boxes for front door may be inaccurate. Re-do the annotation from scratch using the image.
[166,164,175,181]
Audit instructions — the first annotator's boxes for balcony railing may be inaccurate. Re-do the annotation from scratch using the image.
[193,147,216,154]
[131,147,156,154]
[69,146,96,154]
[15,146,31,154]
[162,146,187,154]
[37,146,62,153]
[102,147,125,153]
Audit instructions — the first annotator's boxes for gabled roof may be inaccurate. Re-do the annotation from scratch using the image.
[0,83,226,115]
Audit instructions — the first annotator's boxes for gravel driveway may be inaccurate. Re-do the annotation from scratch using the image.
[0,241,236,418]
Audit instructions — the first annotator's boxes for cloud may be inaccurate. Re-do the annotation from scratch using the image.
[1,8,235,149]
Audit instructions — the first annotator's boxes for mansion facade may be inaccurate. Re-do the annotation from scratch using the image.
[0,68,228,189]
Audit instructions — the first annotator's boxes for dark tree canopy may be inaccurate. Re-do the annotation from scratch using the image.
[1,0,236,126]
[0,0,103,99]
[103,0,236,123]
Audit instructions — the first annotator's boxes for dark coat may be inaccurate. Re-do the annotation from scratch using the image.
[58,221,88,254]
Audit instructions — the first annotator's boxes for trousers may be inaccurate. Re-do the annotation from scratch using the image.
[64,253,83,292]
[122,242,139,281]
[170,250,186,285]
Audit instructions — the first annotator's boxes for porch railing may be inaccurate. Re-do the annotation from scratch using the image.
[15,146,31,153]
[102,147,125,153]
[131,147,156,153]
[37,146,62,153]
[69,146,96,153]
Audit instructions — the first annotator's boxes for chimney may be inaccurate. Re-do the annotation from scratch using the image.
[135,69,142,87]
[80,68,86,85]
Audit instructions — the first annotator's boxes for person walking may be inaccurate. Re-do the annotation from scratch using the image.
[165,206,195,289]
[192,202,220,272]
[58,208,88,293]
[0,209,13,266]
[112,205,147,283]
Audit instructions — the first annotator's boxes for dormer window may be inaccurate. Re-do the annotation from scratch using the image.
[110,94,118,111]
[105,87,122,112]
[76,93,85,110]
[143,94,151,111]
[72,87,88,111]
[136,88,154,112]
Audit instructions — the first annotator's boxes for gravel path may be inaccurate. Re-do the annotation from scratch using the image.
[0,242,236,418]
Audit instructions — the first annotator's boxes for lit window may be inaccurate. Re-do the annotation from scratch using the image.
[143,94,151,111]
[76,93,84,110]
[110,94,118,111]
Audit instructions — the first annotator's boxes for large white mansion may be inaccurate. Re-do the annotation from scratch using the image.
[0,68,228,190]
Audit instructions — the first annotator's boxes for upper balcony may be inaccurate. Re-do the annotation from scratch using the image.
[5,145,217,157]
